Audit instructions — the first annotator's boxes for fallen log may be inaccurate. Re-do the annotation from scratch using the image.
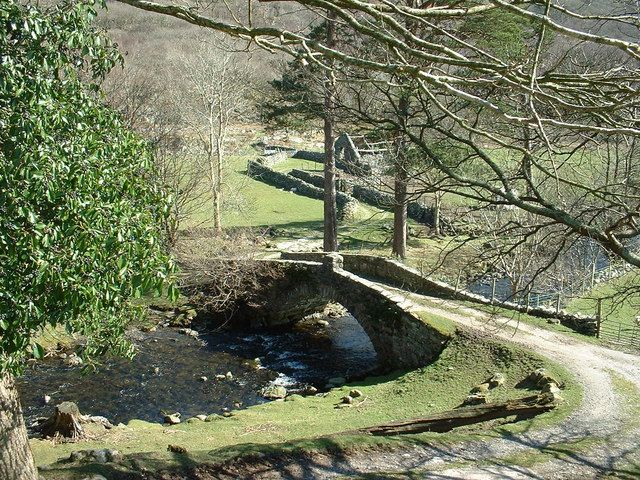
[37,401,85,439]
[361,393,558,436]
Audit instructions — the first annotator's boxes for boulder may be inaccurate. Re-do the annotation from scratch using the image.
[168,444,188,454]
[542,382,561,394]
[262,385,287,399]
[252,358,263,370]
[471,383,490,394]
[177,328,198,338]
[199,376,208,382]
[169,313,191,328]
[225,371,234,380]
[324,303,347,318]
[195,414,207,421]
[204,414,220,422]
[462,394,487,406]
[302,386,318,396]
[184,308,198,320]
[349,389,363,398]
[487,373,506,389]
[341,395,354,404]
[163,412,181,425]
[215,374,227,381]
[64,354,83,367]
[526,368,561,389]
[84,415,114,429]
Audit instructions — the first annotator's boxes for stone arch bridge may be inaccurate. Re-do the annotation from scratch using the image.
[221,253,453,370]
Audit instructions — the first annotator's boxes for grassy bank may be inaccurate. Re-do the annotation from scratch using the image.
[35,323,579,478]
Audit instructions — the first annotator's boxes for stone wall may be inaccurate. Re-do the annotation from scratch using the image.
[292,148,373,175]
[289,169,326,189]
[280,252,598,335]
[247,160,358,219]
[288,170,437,227]
[289,169,351,194]
[292,150,325,163]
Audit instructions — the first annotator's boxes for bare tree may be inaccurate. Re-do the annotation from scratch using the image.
[176,39,255,235]
[103,53,208,245]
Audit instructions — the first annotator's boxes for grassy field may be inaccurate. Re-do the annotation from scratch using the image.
[178,143,478,281]
[566,271,640,327]
[34,326,579,477]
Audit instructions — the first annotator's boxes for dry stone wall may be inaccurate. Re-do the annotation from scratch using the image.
[247,160,358,219]
[289,169,438,227]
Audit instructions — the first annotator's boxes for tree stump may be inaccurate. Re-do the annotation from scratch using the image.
[37,401,85,439]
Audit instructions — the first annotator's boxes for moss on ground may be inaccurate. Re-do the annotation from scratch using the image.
[35,328,580,479]
[415,311,457,337]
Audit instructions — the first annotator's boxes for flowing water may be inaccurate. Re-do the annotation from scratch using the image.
[18,314,378,426]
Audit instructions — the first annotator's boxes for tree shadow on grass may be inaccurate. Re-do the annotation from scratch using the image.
[40,422,639,480]
[487,421,640,479]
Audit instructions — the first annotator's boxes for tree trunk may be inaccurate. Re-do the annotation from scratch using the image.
[213,137,224,236]
[392,163,408,259]
[0,373,39,480]
[434,191,442,236]
[360,393,557,436]
[209,157,221,237]
[392,93,410,259]
[323,10,338,252]
[522,125,534,196]
[37,401,85,439]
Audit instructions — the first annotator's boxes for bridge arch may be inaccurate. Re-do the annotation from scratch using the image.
[233,254,453,370]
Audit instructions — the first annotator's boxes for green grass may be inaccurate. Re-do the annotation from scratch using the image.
[183,150,325,230]
[566,270,640,330]
[407,294,602,345]
[610,370,640,430]
[461,302,603,345]
[271,156,323,173]
[415,311,457,337]
[34,329,578,477]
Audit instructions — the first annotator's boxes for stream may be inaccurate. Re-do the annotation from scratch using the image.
[18,314,378,426]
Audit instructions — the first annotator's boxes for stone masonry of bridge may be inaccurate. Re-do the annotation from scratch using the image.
[227,254,453,370]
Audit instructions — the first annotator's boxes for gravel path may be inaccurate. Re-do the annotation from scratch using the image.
[208,282,640,479]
